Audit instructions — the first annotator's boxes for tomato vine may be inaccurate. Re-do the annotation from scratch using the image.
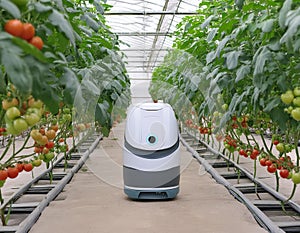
[150,0,300,199]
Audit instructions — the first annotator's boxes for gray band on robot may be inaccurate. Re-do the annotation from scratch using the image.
[123,166,180,188]
[124,137,180,159]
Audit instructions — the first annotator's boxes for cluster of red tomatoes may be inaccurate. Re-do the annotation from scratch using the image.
[185,119,197,129]
[4,19,43,50]
[198,126,211,135]
[239,148,261,160]
[0,159,42,186]
[223,135,238,153]
[231,115,248,129]
[30,125,61,163]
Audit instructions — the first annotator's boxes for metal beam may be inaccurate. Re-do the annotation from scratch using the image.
[116,32,173,36]
[129,78,152,81]
[126,65,159,68]
[121,48,170,51]
[105,11,198,15]
[127,71,153,73]
[124,60,164,63]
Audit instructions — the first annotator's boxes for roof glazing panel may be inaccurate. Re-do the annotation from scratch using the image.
[105,0,200,74]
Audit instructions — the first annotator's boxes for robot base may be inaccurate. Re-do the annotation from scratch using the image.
[124,186,179,200]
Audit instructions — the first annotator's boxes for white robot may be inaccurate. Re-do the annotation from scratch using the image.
[123,102,180,199]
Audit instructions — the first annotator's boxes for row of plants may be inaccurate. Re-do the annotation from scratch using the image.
[149,0,300,199]
[0,0,131,224]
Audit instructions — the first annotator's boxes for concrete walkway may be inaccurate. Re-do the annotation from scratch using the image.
[29,122,267,233]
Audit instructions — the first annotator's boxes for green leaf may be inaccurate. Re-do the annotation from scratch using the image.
[235,64,250,82]
[24,56,60,113]
[269,107,289,131]
[279,0,292,29]
[48,9,75,46]
[11,37,48,63]
[59,68,80,105]
[95,102,111,127]
[94,0,104,15]
[223,51,242,70]
[206,51,215,64]
[280,10,300,46]
[0,69,6,94]
[215,36,231,59]
[33,2,53,12]
[1,49,32,95]
[201,15,214,29]
[0,0,21,18]
[253,46,272,76]
[235,0,245,10]
[267,38,281,51]
[81,13,101,32]
[261,19,275,33]
[0,32,12,40]
[264,97,281,112]
[184,22,192,32]
[207,28,218,42]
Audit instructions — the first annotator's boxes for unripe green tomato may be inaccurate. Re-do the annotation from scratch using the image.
[13,118,28,132]
[276,143,285,153]
[222,104,228,111]
[291,107,300,121]
[292,172,300,184]
[281,90,294,105]
[5,107,21,120]
[293,97,300,107]
[63,114,72,122]
[6,122,19,135]
[293,87,300,97]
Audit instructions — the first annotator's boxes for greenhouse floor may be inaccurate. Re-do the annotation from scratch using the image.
[29,122,267,233]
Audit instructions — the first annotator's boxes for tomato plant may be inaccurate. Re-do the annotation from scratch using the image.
[0,0,130,227]
[150,0,300,200]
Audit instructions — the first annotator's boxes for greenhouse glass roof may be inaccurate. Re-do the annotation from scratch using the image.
[105,1,200,102]
[105,0,200,79]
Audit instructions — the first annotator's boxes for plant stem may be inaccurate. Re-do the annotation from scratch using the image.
[0,138,13,162]
[275,171,280,192]
[285,184,297,203]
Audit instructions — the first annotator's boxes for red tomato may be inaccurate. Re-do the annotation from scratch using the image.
[34,146,43,154]
[239,149,247,156]
[20,23,35,40]
[7,167,19,179]
[279,169,289,179]
[0,170,8,181]
[259,158,267,166]
[273,140,279,145]
[16,163,24,172]
[45,141,55,149]
[23,163,33,172]
[29,36,43,50]
[267,164,277,173]
[4,19,23,37]
[252,149,260,157]
[265,160,273,167]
